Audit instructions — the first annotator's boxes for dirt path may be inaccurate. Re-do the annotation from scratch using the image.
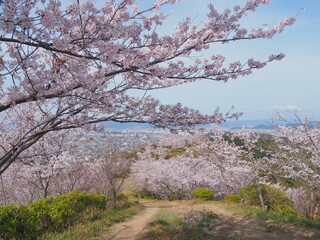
[100,200,185,240]
[100,203,162,240]
[100,200,320,240]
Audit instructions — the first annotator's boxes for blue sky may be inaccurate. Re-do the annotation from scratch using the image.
[61,0,319,121]
[146,0,320,120]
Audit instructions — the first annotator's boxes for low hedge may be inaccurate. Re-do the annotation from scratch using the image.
[225,193,241,203]
[0,191,106,240]
[191,188,215,201]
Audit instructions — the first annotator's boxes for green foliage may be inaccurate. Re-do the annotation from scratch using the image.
[264,185,295,215]
[131,190,158,199]
[166,148,186,159]
[138,195,157,199]
[239,184,296,215]
[0,191,106,240]
[245,207,320,230]
[151,152,159,160]
[0,204,39,239]
[41,202,143,240]
[279,177,298,188]
[239,185,261,206]
[115,193,128,201]
[271,204,297,216]
[30,191,106,231]
[169,194,178,201]
[225,193,241,203]
[191,188,215,201]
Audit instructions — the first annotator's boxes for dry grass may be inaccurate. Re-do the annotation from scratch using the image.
[41,202,143,240]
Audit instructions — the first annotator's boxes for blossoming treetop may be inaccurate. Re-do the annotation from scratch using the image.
[0,0,295,174]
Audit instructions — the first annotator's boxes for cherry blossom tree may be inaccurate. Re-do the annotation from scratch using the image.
[132,156,207,199]
[272,115,320,219]
[132,126,290,205]
[0,129,89,204]
[231,129,281,211]
[0,0,295,174]
[86,151,132,206]
[132,128,257,199]
[0,155,94,205]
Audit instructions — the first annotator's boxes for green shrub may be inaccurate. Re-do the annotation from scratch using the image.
[239,185,261,206]
[140,195,157,199]
[191,188,215,201]
[263,186,296,215]
[131,190,158,199]
[115,193,128,201]
[271,204,297,216]
[169,194,177,201]
[116,193,128,203]
[225,193,241,203]
[0,204,40,239]
[239,184,296,215]
[30,190,106,231]
[0,191,106,240]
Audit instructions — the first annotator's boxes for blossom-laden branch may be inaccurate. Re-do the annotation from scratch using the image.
[0,0,295,173]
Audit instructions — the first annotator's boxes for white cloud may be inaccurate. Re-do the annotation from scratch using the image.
[270,105,301,111]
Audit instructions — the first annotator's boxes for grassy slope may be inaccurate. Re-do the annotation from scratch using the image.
[42,202,143,240]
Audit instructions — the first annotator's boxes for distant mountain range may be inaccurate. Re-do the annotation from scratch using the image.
[101,119,320,130]
[102,121,152,130]
[221,119,273,129]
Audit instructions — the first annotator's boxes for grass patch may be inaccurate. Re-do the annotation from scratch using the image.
[219,200,320,230]
[143,209,224,240]
[244,207,320,230]
[41,201,143,240]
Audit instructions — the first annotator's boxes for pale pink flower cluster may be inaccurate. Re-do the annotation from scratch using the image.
[0,0,294,174]
[132,127,270,199]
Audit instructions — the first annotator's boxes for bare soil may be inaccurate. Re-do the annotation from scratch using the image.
[100,200,320,240]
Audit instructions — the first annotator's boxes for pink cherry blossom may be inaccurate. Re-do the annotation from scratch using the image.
[0,0,294,174]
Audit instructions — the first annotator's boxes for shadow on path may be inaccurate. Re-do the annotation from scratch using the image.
[99,200,320,240]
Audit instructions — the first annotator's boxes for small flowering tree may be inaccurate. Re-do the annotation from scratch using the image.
[0,129,87,204]
[273,116,320,219]
[132,156,216,199]
[132,128,258,199]
[88,152,132,206]
[195,127,253,195]
[0,0,295,174]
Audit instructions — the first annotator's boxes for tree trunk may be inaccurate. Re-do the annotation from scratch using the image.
[257,183,267,212]
[113,192,117,207]
[307,192,319,220]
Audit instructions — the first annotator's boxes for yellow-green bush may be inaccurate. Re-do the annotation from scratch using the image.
[115,192,128,201]
[0,204,39,239]
[239,184,296,215]
[239,185,261,205]
[0,191,106,240]
[169,194,177,201]
[225,193,241,203]
[31,191,106,231]
[191,188,215,200]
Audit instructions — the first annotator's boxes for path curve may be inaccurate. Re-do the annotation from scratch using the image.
[100,200,320,240]
[101,202,164,240]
